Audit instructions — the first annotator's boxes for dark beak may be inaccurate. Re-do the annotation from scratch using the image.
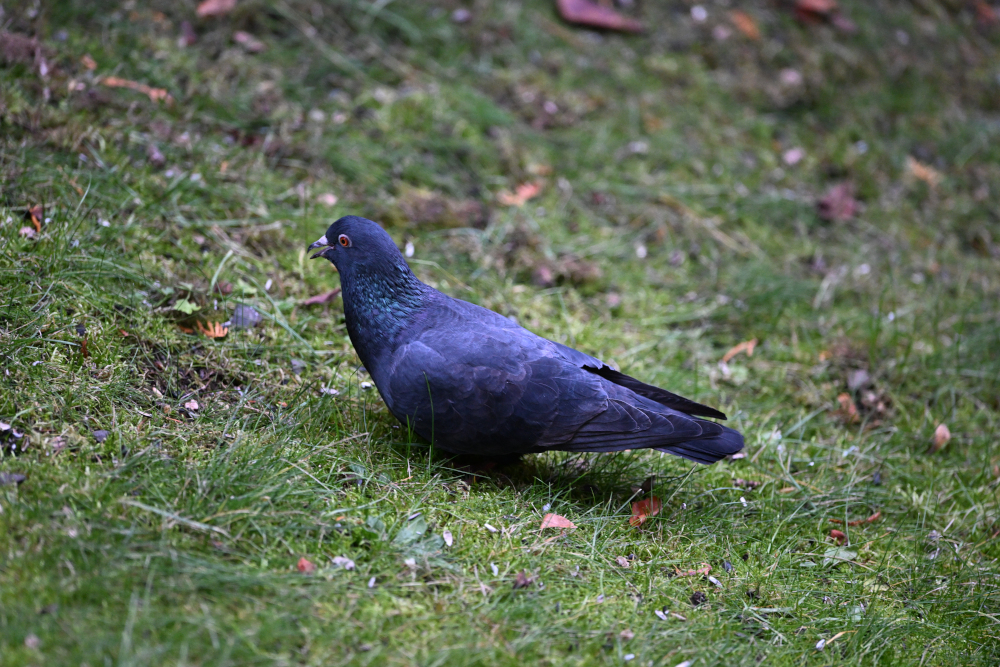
[308,235,330,259]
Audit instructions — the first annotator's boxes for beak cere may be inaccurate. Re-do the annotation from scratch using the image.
[308,235,330,259]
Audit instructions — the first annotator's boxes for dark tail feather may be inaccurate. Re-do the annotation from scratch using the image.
[656,424,744,465]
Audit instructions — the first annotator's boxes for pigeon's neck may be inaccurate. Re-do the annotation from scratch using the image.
[340,261,428,368]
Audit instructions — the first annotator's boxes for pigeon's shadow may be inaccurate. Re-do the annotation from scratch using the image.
[400,442,686,506]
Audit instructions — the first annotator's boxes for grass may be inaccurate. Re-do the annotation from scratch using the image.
[1,0,999,664]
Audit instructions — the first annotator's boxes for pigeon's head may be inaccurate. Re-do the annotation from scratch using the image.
[308,216,407,275]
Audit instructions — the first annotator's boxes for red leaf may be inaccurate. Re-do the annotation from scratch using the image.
[196,0,237,18]
[675,563,712,577]
[730,10,760,40]
[555,0,644,34]
[629,496,662,527]
[301,288,342,306]
[497,181,542,207]
[830,529,847,544]
[540,513,576,530]
[817,182,858,222]
[297,557,316,574]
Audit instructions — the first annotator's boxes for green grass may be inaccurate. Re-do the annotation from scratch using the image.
[2,0,999,664]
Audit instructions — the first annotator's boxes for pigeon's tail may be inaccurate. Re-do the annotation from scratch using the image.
[656,424,744,465]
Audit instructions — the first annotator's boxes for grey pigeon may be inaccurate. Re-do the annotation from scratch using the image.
[309,216,743,464]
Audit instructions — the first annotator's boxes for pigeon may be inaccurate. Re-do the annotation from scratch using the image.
[309,216,744,464]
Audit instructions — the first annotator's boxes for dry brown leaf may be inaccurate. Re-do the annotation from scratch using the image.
[195,321,229,338]
[907,156,942,187]
[555,0,644,33]
[540,513,576,530]
[721,338,757,363]
[829,529,847,545]
[80,338,89,358]
[301,288,341,306]
[297,557,316,574]
[675,563,712,577]
[615,555,630,568]
[836,393,859,423]
[792,0,855,32]
[730,10,760,40]
[931,423,951,452]
[629,496,662,527]
[101,76,174,104]
[497,181,542,207]
[81,53,97,70]
[196,0,237,18]
[28,204,43,233]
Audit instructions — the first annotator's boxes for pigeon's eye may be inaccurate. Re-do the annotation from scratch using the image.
[338,234,351,247]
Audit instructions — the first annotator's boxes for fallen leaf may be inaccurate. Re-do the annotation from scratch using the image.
[616,555,630,568]
[829,511,881,526]
[81,53,97,70]
[830,529,847,545]
[184,399,200,411]
[931,423,951,452]
[791,0,856,32]
[689,591,707,606]
[28,204,43,233]
[80,338,89,358]
[540,513,576,530]
[821,546,857,567]
[513,570,534,589]
[301,288,341,306]
[555,0,644,33]
[730,10,760,40]
[906,156,942,187]
[817,182,858,221]
[675,563,712,577]
[975,1,999,25]
[297,557,316,574]
[620,629,635,641]
[629,496,662,527]
[101,76,174,104]
[836,393,859,423]
[196,0,237,18]
[721,338,757,363]
[232,30,265,53]
[497,181,542,207]
[195,321,229,338]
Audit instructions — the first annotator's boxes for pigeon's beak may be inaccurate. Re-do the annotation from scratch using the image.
[308,235,330,259]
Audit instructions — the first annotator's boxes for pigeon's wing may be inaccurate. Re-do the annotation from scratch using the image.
[382,322,611,457]
[549,340,727,420]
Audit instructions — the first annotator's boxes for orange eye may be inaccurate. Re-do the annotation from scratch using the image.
[338,234,351,247]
